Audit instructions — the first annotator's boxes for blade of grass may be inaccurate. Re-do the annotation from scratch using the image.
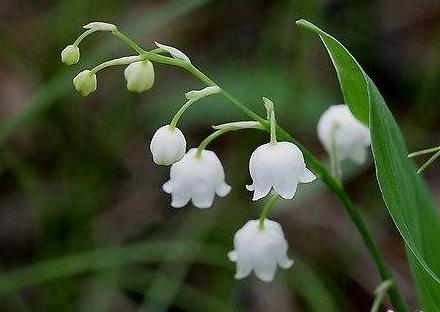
[0,241,229,296]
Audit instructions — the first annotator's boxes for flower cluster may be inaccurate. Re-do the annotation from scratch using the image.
[62,22,371,282]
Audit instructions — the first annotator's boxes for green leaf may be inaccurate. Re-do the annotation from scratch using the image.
[296,19,440,309]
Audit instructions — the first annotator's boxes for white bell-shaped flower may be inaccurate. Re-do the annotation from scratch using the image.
[162,148,231,208]
[317,104,370,164]
[150,125,186,166]
[73,70,97,97]
[246,142,315,201]
[228,219,293,282]
[124,60,155,92]
[61,45,80,65]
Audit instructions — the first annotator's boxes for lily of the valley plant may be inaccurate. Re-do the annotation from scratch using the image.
[62,21,414,312]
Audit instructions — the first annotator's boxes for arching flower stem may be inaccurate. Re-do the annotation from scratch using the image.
[90,56,142,75]
[258,193,279,230]
[196,128,229,159]
[106,28,408,312]
[195,121,263,159]
[73,29,95,47]
[169,99,195,129]
[270,111,277,145]
[370,280,393,312]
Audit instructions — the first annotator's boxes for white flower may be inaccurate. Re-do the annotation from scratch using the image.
[162,148,231,208]
[246,142,316,201]
[150,125,186,165]
[83,22,117,32]
[155,41,191,63]
[61,45,80,65]
[317,104,370,164]
[73,70,97,97]
[228,219,293,282]
[124,60,155,93]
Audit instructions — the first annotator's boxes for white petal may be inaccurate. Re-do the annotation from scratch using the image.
[235,257,253,280]
[246,184,271,201]
[277,255,294,269]
[155,41,191,63]
[216,182,231,197]
[349,145,368,164]
[273,180,298,200]
[170,192,191,208]
[299,168,316,183]
[191,191,216,209]
[254,257,277,282]
[228,251,237,262]
[162,180,173,193]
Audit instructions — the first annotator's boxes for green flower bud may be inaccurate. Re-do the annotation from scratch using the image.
[73,70,97,97]
[124,60,155,93]
[61,45,80,65]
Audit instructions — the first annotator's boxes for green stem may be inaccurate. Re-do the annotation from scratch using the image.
[73,29,95,46]
[104,30,409,312]
[112,30,146,55]
[269,111,277,144]
[408,145,440,158]
[90,56,142,74]
[370,280,393,312]
[259,193,279,229]
[169,99,195,129]
[417,150,440,174]
[195,128,229,158]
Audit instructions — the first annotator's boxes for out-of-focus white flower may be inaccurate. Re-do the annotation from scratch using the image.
[228,219,293,282]
[155,41,191,63]
[124,60,155,92]
[73,70,97,97]
[61,45,80,65]
[317,104,370,164]
[162,148,231,208]
[150,125,186,166]
[83,22,117,32]
[246,142,315,201]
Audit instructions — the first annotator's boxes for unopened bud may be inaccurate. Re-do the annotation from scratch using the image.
[61,45,80,65]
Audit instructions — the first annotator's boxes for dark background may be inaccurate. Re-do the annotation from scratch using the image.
[0,0,439,311]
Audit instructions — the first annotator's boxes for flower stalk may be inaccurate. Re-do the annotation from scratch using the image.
[65,26,408,312]
[258,193,279,230]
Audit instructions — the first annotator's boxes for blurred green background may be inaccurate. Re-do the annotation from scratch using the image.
[0,0,439,311]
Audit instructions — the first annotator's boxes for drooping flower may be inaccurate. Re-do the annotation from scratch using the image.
[246,142,315,201]
[73,70,97,97]
[124,60,155,92]
[162,148,231,208]
[317,104,370,164]
[150,125,186,165]
[61,45,80,65]
[228,219,293,282]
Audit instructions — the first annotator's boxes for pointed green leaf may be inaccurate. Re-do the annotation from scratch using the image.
[297,19,440,309]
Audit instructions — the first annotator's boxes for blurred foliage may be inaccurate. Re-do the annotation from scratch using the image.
[0,0,439,311]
